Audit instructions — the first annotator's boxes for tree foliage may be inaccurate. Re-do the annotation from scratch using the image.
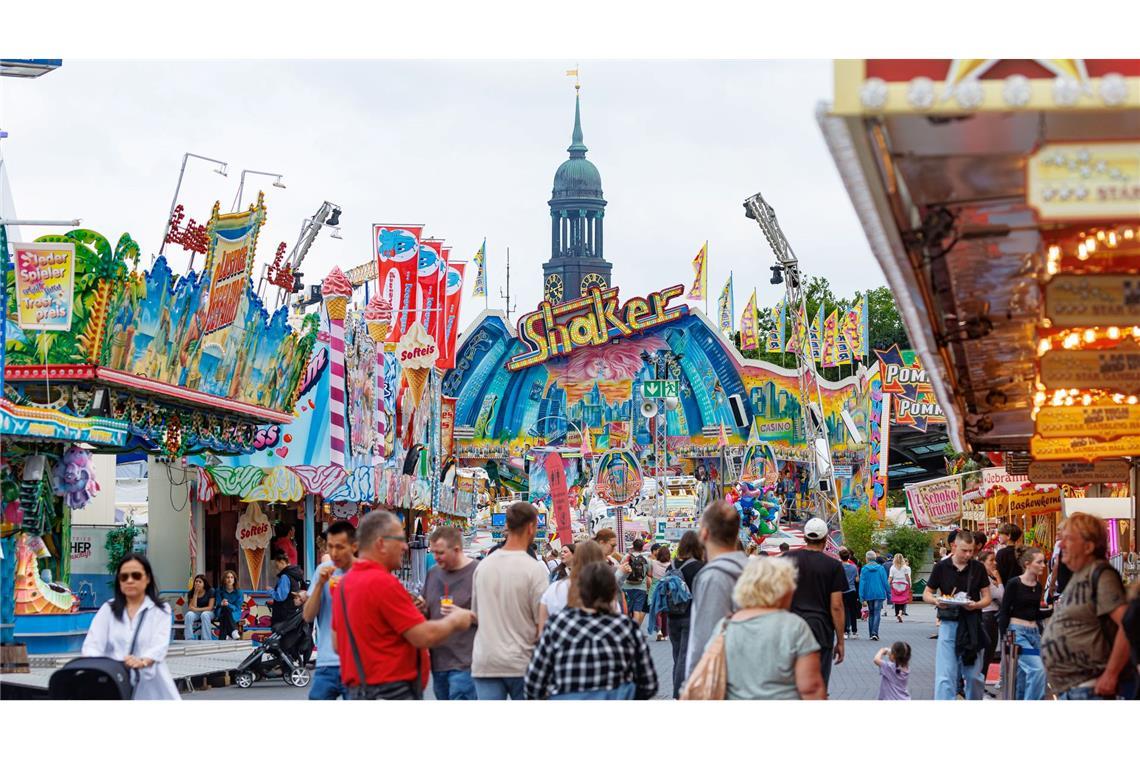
[840,506,878,563]
[884,524,932,572]
[735,277,911,380]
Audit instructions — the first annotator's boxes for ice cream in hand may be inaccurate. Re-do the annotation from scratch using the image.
[321,267,354,320]
[364,293,393,343]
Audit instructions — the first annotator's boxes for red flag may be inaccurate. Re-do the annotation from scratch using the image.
[436,262,465,369]
[417,239,444,334]
[374,223,424,342]
[544,453,573,549]
[428,245,451,337]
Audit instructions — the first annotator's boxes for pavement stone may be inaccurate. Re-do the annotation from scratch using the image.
[186,604,945,701]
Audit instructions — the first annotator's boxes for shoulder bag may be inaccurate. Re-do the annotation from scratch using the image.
[679,615,731,700]
[338,584,423,700]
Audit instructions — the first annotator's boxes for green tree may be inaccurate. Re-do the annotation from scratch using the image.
[840,506,879,562]
[857,285,910,351]
[884,524,932,573]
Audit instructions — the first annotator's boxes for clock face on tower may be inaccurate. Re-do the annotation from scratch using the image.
[544,273,564,302]
[580,272,607,296]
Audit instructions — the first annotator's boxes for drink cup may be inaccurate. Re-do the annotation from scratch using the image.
[440,595,454,615]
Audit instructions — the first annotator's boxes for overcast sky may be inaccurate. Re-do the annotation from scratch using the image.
[1,60,883,334]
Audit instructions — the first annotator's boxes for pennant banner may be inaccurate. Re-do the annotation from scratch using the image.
[766,301,785,353]
[718,273,734,336]
[471,239,487,298]
[436,261,466,369]
[821,308,840,368]
[374,223,424,343]
[809,308,823,363]
[417,239,444,335]
[689,242,707,301]
[739,290,760,351]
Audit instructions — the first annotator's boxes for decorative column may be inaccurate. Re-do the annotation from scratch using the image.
[364,293,393,464]
[322,267,354,469]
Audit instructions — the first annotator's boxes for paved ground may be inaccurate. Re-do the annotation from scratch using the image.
[185,602,945,701]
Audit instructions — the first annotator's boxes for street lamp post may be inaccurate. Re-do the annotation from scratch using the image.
[232,169,286,212]
[158,153,227,263]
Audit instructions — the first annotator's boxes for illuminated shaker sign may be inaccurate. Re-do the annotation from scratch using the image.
[507,285,688,371]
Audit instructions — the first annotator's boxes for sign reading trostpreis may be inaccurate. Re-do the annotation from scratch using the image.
[12,242,76,331]
[507,285,688,371]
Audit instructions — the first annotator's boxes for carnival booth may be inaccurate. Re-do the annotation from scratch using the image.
[1,197,314,657]
[820,59,1140,565]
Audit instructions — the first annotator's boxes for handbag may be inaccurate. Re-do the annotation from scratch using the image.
[337,583,423,700]
[679,616,731,701]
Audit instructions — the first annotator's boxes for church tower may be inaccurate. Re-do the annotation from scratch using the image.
[542,88,611,304]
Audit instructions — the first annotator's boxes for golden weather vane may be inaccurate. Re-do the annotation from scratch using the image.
[566,64,580,91]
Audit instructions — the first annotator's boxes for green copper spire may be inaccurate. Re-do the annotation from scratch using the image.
[568,92,587,158]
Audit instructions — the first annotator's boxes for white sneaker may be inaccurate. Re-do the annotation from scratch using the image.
[231,631,240,640]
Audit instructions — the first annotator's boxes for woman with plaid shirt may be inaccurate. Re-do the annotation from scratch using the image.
[525,563,659,700]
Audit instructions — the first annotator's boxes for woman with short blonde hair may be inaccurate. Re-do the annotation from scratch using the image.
[699,557,825,699]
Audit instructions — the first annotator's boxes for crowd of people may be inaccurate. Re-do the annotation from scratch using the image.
[77,499,1140,701]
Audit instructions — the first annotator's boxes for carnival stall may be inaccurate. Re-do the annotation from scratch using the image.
[819,58,1140,558]
[2,195,314,657]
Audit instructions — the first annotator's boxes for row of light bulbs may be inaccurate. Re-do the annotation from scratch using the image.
[1045,227,1140,275]
[1037,325,1140,356]
[1035,388,1140,408]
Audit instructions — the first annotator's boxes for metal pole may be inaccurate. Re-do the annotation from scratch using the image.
[157,153,190,262]
[304,495,316,579]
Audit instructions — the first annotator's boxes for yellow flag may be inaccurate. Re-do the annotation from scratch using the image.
[565,69,579,77]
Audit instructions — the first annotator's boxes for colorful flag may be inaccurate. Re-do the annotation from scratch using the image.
[822,309,840,368]
[718,273,734,336]
[786,300,808,356]
[689,242,708,301]
[842,304,860,360]
[471,238,487,298]
[809,307,823,363]
[739,290,760,351]
[766,301,785,352]
[860,292,870,359]
[436,261,466,369]
[835,316,853,365]
[374,223,424,343]
[416,238,444,334]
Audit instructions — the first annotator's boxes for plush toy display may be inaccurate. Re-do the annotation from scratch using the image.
[735,479,781,540]
[52,446,100,510]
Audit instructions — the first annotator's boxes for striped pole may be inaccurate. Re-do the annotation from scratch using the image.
[327,308,347,468]
[375,348,387,464]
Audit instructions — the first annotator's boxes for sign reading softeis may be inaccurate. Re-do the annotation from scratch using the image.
[507,285,688,371]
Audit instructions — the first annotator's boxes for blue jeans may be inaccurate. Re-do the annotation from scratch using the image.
[308,665,348,700]
[432,669,476,700]
[1056,686,1106,700]
[866,599,883,638]
[550,682,636,700]
[474,676,526,700]
[934,618,984,700]
[184,610,215,641]
[1010,624,1046,701]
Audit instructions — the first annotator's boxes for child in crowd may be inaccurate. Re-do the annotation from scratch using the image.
[873,642,911,700]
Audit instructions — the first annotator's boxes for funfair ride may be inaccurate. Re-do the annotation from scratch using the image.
[743,192,840,526]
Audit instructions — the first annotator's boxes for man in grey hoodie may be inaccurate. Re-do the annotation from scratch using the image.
[684,500,748,681]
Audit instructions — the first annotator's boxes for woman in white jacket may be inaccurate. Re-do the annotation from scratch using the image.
[82,553,180,700]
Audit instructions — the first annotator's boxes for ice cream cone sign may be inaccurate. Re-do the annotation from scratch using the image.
[236,503,272,588]
[396,321,438,407]
[364,293,393,344]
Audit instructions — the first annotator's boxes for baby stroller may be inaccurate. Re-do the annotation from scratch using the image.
[48,657,137,699]
[232,613,312,689]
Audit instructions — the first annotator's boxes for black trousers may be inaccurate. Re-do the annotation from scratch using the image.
[668,615,690,699]
[893,602,908,616]
[842,590,860,634]
[981,610,1000,678]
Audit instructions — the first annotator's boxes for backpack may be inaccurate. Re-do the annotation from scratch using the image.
[662,559,697,616]
[626,553,648,585]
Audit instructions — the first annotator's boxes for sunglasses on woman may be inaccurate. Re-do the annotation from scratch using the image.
[119,571,146,582]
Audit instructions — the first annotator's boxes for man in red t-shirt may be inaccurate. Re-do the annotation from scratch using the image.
[332,511,475,699]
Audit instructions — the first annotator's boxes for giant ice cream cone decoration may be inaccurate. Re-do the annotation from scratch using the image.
[322,267,353,468]
[321,267,354,321]
[395,321,439,411]
[236,503,272,589]
[364,293,393,344]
